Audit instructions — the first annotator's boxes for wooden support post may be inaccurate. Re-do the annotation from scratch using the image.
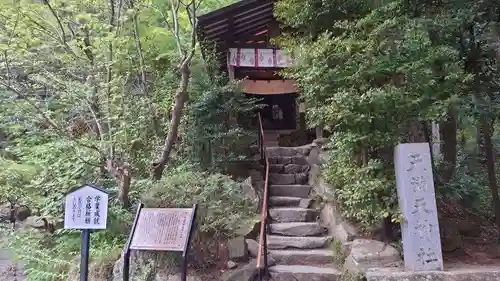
[299,102,306,131]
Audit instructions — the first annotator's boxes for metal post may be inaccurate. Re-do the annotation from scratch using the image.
[9,200,18,279]
[257,268,264,281]
[181,204,198,281]
[123,203,143,281]
[181,255,188,281]
[123,250,130,281]
[263,232,269,280]
[263,163,270,280]
[80,229,90,281]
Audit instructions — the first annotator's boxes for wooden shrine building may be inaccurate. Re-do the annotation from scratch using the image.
[197,0,305,136]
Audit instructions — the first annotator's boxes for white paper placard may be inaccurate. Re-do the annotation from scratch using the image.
[64,184,109,230]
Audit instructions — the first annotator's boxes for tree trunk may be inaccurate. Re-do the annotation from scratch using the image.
[480,115,500,225]
[152,65,190,180]
[476,121,483,158]
[118,170,131,207]
[107,159,131,207]
[407,121,426,142]
[431,122,441,159]
[439,108,457,184]
[496,21,500,65]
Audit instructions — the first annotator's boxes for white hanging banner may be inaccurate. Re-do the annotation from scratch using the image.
[276,49,294,68]
[228,48,294,68]
[238,48,256,67]
[258,49,275,67]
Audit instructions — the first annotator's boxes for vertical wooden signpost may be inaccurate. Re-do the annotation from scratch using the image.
[122,204,197,281]
[64,184,109,281]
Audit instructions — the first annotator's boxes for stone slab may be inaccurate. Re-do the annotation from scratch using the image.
[316,179,335,202]
[366,267,500,281]
[319,204,359,242]
[267,235,333,249]
[270,196,305,207]
[268,156,309,165]
[308,164,321,186]
[269,208,316,223]
[343,239,402,273]
[269,173,308,185]
[270,185,312,198]
[245,239,259,257]
[228,236,248,261]
[270,222,327,236]
[394,143,443,271]
[269,164,310,174]
[299,199,312,208]
[266,146,313,158]
[269,249,334,265]
[270,265,341,281]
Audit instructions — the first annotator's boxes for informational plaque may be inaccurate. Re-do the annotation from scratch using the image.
[129,208,194,251]
[394,143,443,271]
[64,184,108,230]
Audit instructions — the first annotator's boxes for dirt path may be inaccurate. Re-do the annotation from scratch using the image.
[0,248,25,281]
[0,225,25,281]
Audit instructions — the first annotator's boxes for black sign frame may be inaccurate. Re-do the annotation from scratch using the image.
[122,203,197,281]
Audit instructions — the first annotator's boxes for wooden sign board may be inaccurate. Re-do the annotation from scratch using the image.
[129,208,194,251]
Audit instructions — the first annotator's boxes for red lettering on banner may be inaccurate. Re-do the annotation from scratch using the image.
[236,48,241,67]
[255,48,259,67]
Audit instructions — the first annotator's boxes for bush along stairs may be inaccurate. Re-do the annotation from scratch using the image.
[264,145,342,281]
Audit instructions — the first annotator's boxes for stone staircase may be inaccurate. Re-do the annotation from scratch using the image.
[264,146,342,281]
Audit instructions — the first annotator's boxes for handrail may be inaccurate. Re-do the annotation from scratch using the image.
[256,112,270,281]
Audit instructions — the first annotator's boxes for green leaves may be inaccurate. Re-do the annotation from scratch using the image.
[274,0,500,227]
[323,135,400,226]
[142,167,255,236]
[1,0,257,277]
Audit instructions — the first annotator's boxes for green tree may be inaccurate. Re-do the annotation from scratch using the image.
[275,0,500,226]
[0,0,257,279]
[0,0,207,206]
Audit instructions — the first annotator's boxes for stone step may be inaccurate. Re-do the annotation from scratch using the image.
[270,207,317,223]
[270,196,311,208]
[269,173,308,185]
[270,185,312,198]
[267,235,333,249]
[270,222,327,237]
[270,265,341,281]
[265,141,280,147]
[269,249,335,265]
[268,156,308,165]
[269,164,310,174]
[266,146,313,158]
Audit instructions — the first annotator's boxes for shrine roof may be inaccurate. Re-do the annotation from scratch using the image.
[197,0,275,46]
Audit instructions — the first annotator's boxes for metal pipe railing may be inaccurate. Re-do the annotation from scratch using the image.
[256,112,270,281]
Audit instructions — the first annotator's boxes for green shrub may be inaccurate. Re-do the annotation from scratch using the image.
[3,203,131,281]
[437,148,492,217]
[141,166,256,237]
[322,133,400,228]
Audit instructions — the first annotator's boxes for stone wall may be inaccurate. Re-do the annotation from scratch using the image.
[306,140,402,274]
[306,143,361,244]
